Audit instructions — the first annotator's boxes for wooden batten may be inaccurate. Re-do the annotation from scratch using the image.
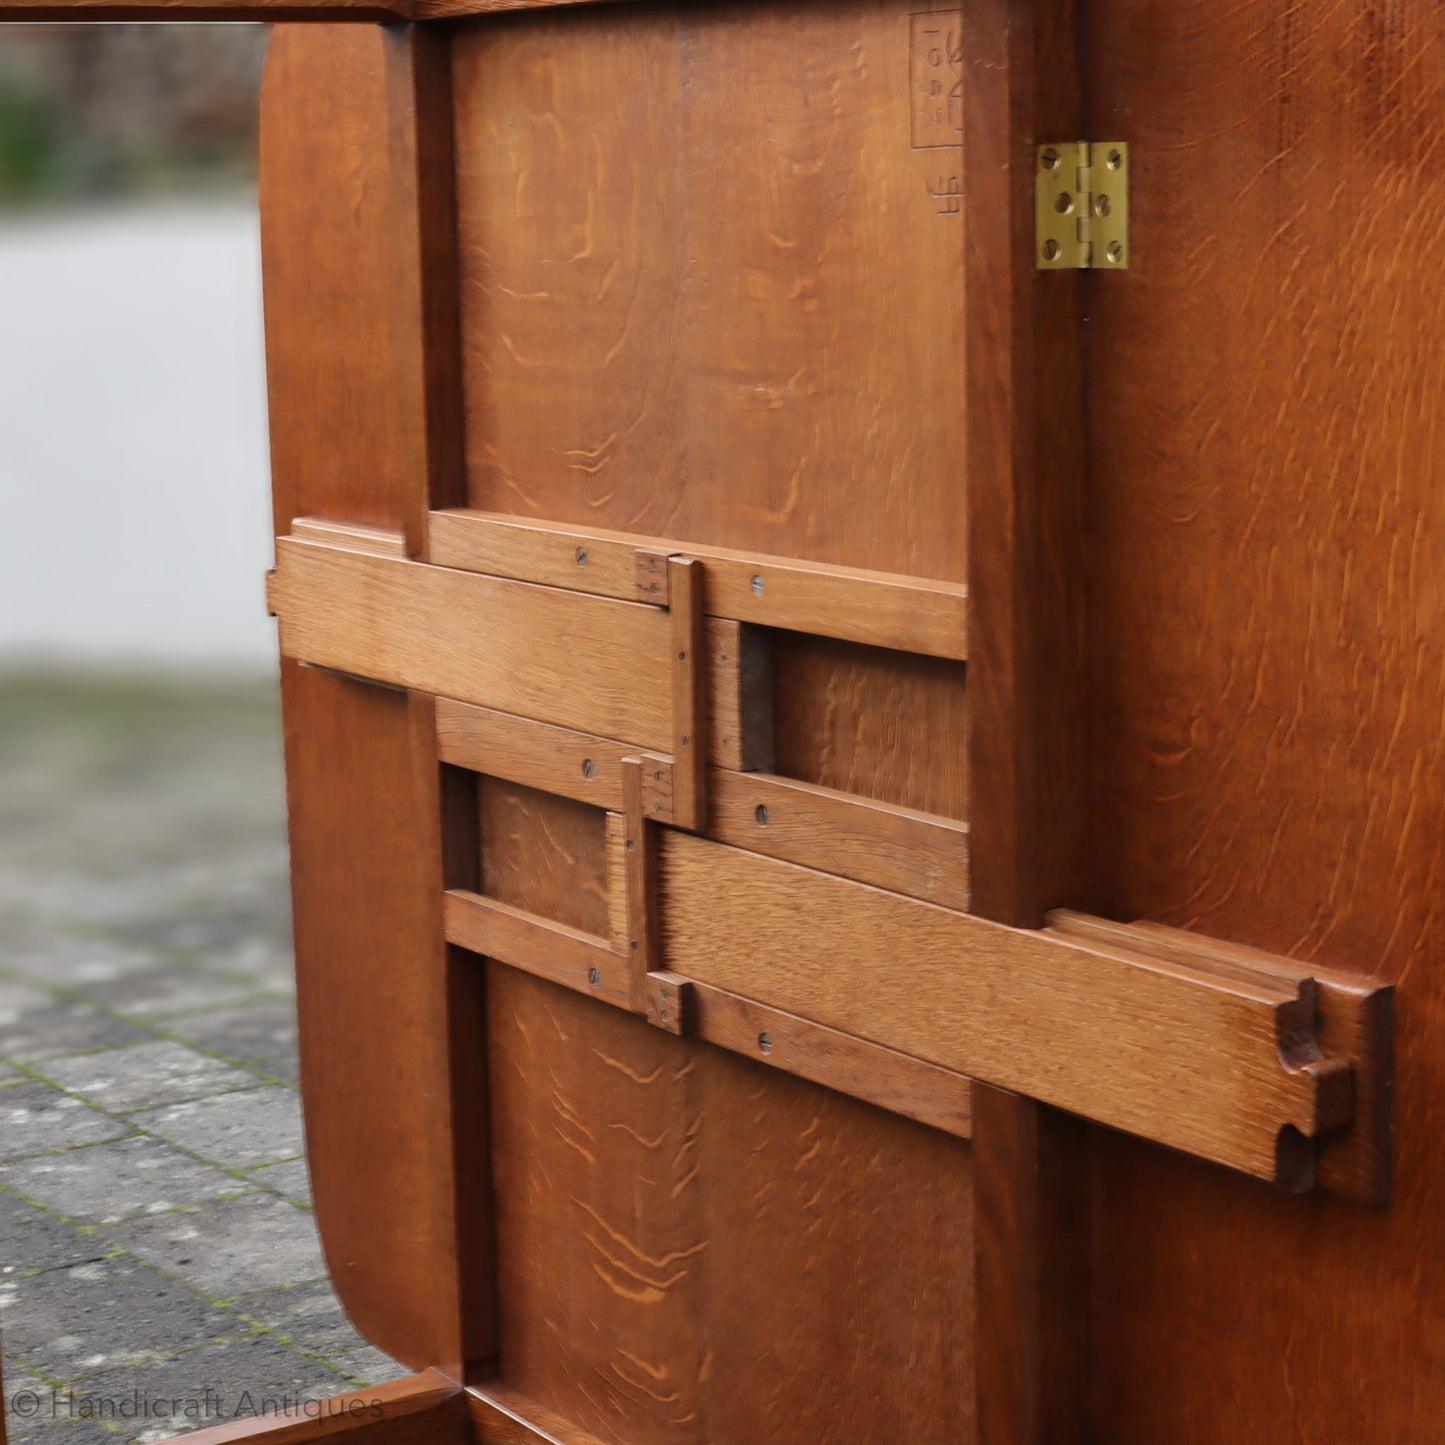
[428,509,968,660]
[1050,912,1395,1205]
[269,531,755,768]
[155,1374,465,1445]
[662,974,973,1139]
[667,558,707,831]
[435,698,674,819]
[655,832,1372,1187]
[443,890,631,1010]
[707,769,969,910]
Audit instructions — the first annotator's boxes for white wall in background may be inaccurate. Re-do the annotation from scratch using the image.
[0,201,276,671]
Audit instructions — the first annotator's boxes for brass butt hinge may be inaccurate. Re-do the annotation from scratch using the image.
[1036,142,1129,270]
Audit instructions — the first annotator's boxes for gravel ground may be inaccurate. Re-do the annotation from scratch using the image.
[0,672,404,1444]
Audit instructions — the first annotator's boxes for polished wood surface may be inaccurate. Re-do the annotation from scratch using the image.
[165,1375,464,1445]
[260,27,496,1379]
[239,4,1422,1441]
[429,509,969,659]
[450,0,967,581]
[1080,1,1445,1437]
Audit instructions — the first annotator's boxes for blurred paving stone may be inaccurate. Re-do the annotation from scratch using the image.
[252,1053,298,1088]
[230,1280,367,1357]
[0,923,163,988]
[101,1194,326,1299]
[3,1136,245,1226]
[330,1347,412,1388]
[131,1088,303,1169]
[246,1158,309,1207]
[78,972,261,1022]
[163,1002,297,1067]
[0,673,400,1415]
[0,983,60,1024]
[2,1409,119,1445]
[0,1189,111,1275]
[44,1336,349,1445]
[0,1005,153,1064]
[0,1257,243,1380]
[40,1043,258,1115]
[0,1084,133,1160]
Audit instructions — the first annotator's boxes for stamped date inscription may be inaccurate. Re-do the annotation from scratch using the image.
[910,11,963,151]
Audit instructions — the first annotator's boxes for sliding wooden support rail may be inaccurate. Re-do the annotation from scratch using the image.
[268,517,1389,1196]
[427,508,969,660]
[267,525,768,772]
[657,833,1383,1194]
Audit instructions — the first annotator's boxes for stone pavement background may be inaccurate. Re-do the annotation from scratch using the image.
[0,672,405,1444]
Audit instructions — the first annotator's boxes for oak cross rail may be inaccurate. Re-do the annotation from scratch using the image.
[266,517,1393,1202]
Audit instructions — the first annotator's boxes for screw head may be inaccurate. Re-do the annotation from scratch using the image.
[755,804,769,826]
[751,574,765,596]
[581,758,595,779]
[587,967,600,987]
[758,1032,773,1054]
[576,546,589,566]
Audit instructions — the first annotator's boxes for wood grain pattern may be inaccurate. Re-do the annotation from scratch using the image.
[478,778,608,936]
[1053,912,1394,1205]
[261,28,402,534]
[616,760,657,1009]
[437,699,672,817]
[428,511,671,604]
[668,974,973,1139]
[429,509,969,659]
[280,665,492,1374]
[270,535,760,764]
[262,28,496,1382]
[958,0,1089,1435]
[666,558,705,831]
[451,0,966,580]
[446,890,630,1009]
[1081,2,1445,1436]
[384,25,466,557]
[707,767,969,909]
[167,1375,464,1445]
[770,633,966,818]
[658,832,1358,1182]
[486,967,974,1444]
